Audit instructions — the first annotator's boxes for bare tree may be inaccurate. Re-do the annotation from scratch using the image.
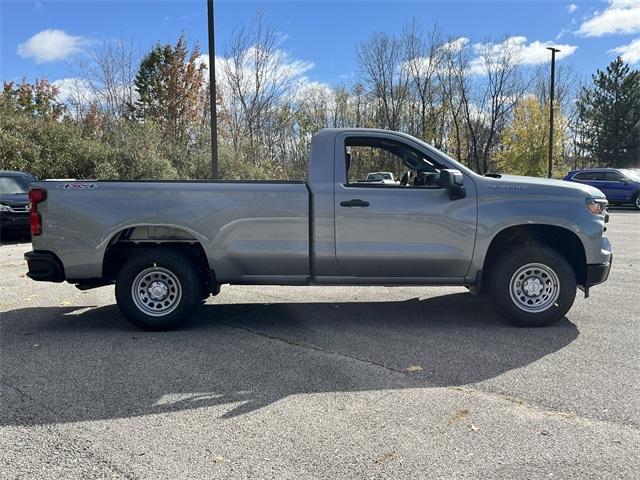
[73,37,139,118]
[439,36,473,166]
[531,63,580,169]
[357,31,410,131]
[331,86,351,128]
[532,62,578,114]
[351,83,367,128]
[458,36,526,173]
[402,20,444,145]
[221,12,301,160]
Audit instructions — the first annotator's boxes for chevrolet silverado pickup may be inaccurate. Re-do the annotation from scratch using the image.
[24,128,612,330]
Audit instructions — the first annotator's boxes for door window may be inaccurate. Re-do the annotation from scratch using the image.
[573,172,596,181]
[574,171,609,181]
[605,171,624,181]
[344,137,445,188]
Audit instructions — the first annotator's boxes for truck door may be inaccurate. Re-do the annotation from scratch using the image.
[333,134,477,280]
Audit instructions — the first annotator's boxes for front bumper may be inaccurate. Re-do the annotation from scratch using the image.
[584,256,612,287]
[1,213,29,231]
[24,251,65,282]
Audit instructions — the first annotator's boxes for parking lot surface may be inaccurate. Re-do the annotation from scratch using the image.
[1,210,639,479]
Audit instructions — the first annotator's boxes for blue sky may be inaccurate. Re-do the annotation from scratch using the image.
[1,0,640,88]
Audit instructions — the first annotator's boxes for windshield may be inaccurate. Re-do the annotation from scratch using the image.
[623,170,640,182]
[367,173,391,181]
[0,176,30,195]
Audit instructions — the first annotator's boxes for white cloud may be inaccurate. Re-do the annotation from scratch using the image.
[52,77,94,103]
[555,29,568,40]
[193,53,212,71]
[567,3,578,13]
[442,37,470,53]
[578,0,640,37]
[410,36,577,77]
[609,37,640,63]
[469,36,577,75]
[294,80,333,103]
[401,56,438,77]
[197,48,313,79]
[196,48,314,100]
[17,29,86,63]
[53,77,139,116]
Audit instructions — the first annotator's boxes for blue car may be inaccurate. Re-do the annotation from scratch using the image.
[564,168,640,210]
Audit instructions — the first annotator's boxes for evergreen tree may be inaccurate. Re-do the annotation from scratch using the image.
[577,57,640,168]
[132,34,206,143]
[132,44,170,121]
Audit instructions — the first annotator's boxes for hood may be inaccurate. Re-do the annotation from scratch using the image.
[485,174,606,199]
[0,193,29,207]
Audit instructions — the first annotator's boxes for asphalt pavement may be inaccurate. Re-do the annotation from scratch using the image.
[1,209,638,479]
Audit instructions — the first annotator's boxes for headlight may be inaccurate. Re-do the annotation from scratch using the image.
[0,203,11,212]
[586,197,608,215]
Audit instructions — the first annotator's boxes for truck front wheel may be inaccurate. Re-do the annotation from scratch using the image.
[115,249,203,331]
[489,244,576,327]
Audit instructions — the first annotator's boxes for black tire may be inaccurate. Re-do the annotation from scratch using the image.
[489,244,576,327]
[633,193,640,211]
[115,248,203,331]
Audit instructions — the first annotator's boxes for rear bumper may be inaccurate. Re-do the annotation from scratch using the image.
[24,250,65,282]
[584,257,612,287]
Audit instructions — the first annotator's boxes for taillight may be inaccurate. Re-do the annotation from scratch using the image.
[29,189,47,236]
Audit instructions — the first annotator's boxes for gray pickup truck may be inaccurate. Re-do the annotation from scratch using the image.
[24,128,612,330]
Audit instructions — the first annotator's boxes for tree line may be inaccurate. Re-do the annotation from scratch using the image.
[2,14,639,181]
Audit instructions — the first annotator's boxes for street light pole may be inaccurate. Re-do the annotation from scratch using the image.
[547,47,560,179]
[207,0,219,179]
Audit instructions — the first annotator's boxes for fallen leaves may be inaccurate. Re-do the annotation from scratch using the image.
[374,452,394,464]
[440,408,480,434]
[405,365,423,373]
[449,408,470,425]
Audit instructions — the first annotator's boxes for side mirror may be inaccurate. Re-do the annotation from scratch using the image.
[439,169,466,200]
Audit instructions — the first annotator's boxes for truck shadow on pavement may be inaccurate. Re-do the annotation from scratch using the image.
[0,293,578,426]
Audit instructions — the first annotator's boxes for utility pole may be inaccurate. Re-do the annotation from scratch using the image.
[547,47,560,179]
[207,0,219,179]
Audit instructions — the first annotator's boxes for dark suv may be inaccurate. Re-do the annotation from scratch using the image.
[564,168,640,210]
[0,171,36,236]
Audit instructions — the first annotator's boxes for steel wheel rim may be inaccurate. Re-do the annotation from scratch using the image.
[509,262,560,313]
[131,266,182,317]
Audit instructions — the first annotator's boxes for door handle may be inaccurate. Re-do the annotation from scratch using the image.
[340,199,369,207]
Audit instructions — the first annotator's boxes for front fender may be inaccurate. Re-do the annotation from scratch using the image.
[469,188,608,278]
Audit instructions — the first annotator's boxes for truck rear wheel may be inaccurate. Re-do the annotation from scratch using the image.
[115,249,203,331]
[489,244,576,327]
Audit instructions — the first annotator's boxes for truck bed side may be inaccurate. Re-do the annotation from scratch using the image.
[32,181,310,283]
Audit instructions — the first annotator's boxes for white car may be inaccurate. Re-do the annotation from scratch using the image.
[364,172,399,184]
